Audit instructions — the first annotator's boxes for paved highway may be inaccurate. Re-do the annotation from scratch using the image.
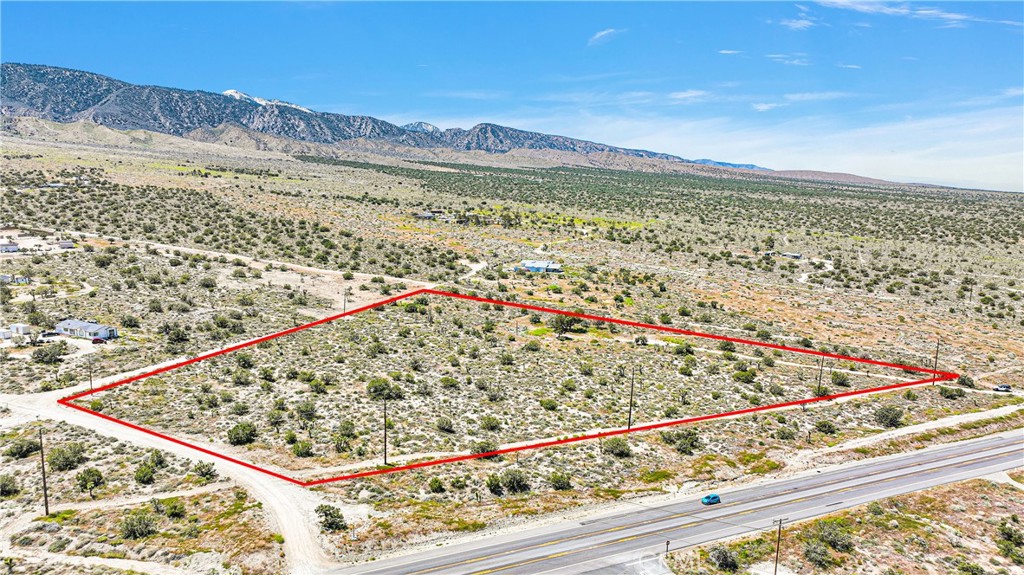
[333,432,1022,575]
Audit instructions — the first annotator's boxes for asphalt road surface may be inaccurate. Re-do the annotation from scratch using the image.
[333,432,1023,575]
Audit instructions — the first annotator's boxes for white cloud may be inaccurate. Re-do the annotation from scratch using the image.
[780,18,816,30]
[669,90,709,101]
[766,53,811,66]
[753,103,785,112]
[784,91,854,101]
[1003,87,1024,98]
[817,1,1022,27]
[588,28,624,46]
[838,63,862,69]
[718,49,743,55]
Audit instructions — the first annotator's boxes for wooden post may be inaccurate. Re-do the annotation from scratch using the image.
[773,518,788,575]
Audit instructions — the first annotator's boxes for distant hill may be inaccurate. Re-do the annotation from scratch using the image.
[1,62,769,171]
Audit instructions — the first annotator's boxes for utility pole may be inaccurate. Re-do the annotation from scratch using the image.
[627,366,637,429]
[815,356,825,396]
[773,518,788,575]
[39,429,49,516]
[88,355,94,391]
[383,395,388,466]
[932,339,941,371]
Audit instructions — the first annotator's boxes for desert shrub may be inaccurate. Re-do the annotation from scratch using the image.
[501,469,530,493]
[227,421,258,445]
[718,340,736,353]
[470,440,500,458]
[815,420,838,435]
[4,438,40,459]
[524,340,541,351]
[486,474,503,495]
[192,461,218,482]
[939,386,966,399]
[32,343,66,364]
[803,540,831,567]
[539,398,558,411]
[602,436,632,458]
[480,415,501,431]
[292,441,314,457]
[367,378,404,400]
[428,477,445,493]
[164,498,186,519]
[775,427,796,440]
[135,464,155,485]
[120,510,158,539]
[0,474,19,496]
[47,442,86,471]
[315,504,347,531]
[831,371,851,387]
[121,314,141,328]
[815,519,854,552]
[549,472,572,491]
[874,406,904,428]
[75,468,105,498]
[436,416,455,433]
[708,546,739,571]
[660,429,702,455]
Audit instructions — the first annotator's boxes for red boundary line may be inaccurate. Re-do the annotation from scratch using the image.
[59,288,958,487]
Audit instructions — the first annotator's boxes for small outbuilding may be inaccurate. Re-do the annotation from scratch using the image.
[0,242,18,253]
[782,252,803,260]
[0,329,12,340]
[58,240,75,249]
[56,319,119,340]
[10,323,32,336]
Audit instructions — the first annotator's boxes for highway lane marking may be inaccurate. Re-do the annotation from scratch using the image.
[447,447,1024,575]
[370,439,1020,575]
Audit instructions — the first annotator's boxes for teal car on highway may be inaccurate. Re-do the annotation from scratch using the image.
[701,494,721,505]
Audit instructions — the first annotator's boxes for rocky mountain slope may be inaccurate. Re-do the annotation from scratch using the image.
[1,62,768,170]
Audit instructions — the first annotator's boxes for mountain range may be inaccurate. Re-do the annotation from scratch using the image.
[0,63,768,171]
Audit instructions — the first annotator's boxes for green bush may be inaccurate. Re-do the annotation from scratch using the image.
[874,406,904,428]
[135,464,155,485]
[602,436,632,458]
[75,468,105,498]
[120,510,158,539]
[0,474,19,496]
[436,416,455,433]
[549,472,572,491]
[501,469,530,493]
[815,420,838,435]
[428,477,446,493]
[292,441,314,457]
[315,504,347,531]
[47,442,86,471]
[4,438,40,459]
[227,421,258,445]
[939,386,966,399]
[539,398,558,411]
[708,546,739,571]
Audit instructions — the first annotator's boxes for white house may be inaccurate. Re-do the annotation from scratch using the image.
[518,260,563,273]
[55,319,119,340]
[10,323,31,335]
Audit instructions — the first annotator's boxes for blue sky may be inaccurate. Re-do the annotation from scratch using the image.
[2,2,1022,191]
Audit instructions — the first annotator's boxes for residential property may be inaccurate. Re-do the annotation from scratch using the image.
[0,328,12,340]
[58,240,75,249]
[55,319,119,340]
[0,274,31,285]
[413,212,436,220]
[782,252,803,260]
[0,241,19,253]
[10,323,31,336]
[518,260,564,273]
